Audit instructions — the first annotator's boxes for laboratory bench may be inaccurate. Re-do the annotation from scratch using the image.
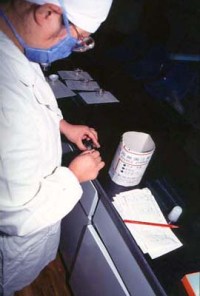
[48,54,200,296]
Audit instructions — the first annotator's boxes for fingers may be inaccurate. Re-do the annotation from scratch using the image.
[97,159,105,170]
[81,149,100,158]
[89,150,105,170]
[80,150,104,168]
[87,128,100,148]
[89,127,97,137]
[90,149,100,157]
[81,149,93,155]
[78,140,89,151]
[78,127,100,151]
[69,150,105,182]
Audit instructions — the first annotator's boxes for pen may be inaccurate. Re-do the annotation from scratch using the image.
[123,219,179,229]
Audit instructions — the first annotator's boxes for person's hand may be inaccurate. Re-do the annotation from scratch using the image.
[68,150,105,182]
[60,119,100,151]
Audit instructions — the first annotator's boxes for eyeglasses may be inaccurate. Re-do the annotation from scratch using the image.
[61,13,95,53]
[70,23,95,53]
[73,36,95,52]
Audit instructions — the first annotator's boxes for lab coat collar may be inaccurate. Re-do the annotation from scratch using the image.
[0,31,60,111]
[0,31,44,87]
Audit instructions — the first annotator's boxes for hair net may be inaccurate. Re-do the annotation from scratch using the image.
[27,0,113,33]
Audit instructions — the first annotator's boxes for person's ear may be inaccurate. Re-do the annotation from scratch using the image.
[34,4,62,25]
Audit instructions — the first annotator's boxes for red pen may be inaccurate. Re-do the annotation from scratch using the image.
[123,219,179,229]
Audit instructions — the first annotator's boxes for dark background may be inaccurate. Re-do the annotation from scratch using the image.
[52,0,200,210]
[49,1,200,294]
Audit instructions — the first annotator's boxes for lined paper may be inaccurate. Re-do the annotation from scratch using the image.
[112,188,183,259]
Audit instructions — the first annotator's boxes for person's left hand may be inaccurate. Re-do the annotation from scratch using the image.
[60,119,100,151]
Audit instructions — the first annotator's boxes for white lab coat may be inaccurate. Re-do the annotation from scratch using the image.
[0,32,82,295]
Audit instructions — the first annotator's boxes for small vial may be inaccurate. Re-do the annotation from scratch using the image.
[41,63,51,72]
[75,68,82,77]
[168,206,183,223]
[82,139,94,150]
[48,74,59,84]
[96,88,104,97]
[84,79,90,87]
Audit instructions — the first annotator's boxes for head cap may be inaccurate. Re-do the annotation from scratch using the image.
[27,0,113,33]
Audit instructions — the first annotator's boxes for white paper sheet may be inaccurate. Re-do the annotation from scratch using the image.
[79,91,120,104]
[65,80,100,91]
[48,79,76,99]
[58,70,93,81]
[112,188,183,259]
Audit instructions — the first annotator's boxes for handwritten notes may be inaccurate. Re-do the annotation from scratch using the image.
[112,188,183,259]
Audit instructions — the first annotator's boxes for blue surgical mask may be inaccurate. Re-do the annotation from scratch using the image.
[0,8,77,64]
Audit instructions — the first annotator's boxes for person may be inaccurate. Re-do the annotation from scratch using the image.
[0,0,113,295]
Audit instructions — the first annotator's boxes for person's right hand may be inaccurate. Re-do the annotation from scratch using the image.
[68,150,105,183]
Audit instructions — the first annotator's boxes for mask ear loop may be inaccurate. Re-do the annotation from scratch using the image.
[57,0,95,52]
[58,0,72,37]
[0,9,27,48]
[0,7,73,50]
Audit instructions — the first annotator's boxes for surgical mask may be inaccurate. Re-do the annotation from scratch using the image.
[0,8,78,64]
